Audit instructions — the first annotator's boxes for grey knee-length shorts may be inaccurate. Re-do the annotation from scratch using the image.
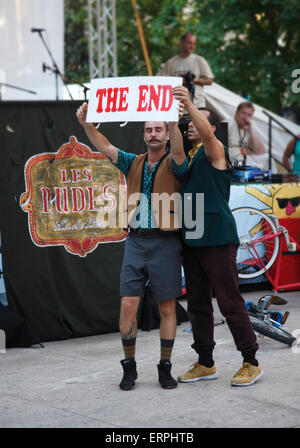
[120,232,182,301]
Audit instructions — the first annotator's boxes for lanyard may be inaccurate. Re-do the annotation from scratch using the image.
[237,125,247,147]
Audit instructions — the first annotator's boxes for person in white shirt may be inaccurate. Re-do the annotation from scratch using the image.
[227,101,276,171]
[159,33,214,108]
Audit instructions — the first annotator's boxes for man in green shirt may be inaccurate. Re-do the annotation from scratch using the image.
[172,86,263,387]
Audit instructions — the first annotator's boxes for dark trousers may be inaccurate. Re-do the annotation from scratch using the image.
[182,243,258,359]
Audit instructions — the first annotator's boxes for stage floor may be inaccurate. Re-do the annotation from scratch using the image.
[1,288,300,429]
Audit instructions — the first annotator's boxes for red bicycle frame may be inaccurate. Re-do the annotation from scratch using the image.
[249,228,300,291]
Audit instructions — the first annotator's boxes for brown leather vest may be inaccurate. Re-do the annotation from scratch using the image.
[125,152,182,231]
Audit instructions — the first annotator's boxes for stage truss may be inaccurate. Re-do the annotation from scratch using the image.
[87,0,117,79]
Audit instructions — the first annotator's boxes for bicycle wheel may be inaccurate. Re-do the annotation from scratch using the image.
[249,315,296,346]
[232,207,280,279]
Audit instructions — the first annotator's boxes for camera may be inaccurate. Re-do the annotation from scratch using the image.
[182,71,195,95]
[178,115,193,154]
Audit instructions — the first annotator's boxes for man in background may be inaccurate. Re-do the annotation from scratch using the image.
[160,33,214,108]
[227,101,276,171]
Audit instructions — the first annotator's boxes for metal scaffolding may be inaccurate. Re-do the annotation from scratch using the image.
[87,0,117,79]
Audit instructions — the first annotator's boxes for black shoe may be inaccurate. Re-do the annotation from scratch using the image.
[157,360,177,389]
[119,359,138,390]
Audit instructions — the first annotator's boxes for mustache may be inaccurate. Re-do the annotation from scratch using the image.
[149,138,162,142]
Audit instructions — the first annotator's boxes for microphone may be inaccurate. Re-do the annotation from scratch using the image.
[42,63,46,72]
[31,28,45,33]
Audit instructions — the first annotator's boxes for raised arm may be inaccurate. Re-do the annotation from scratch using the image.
[194,76,213,87]
[172,86,227,170]
[76,102,118,164]
[168,102,186,165]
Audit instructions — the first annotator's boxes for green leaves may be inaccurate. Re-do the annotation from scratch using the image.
[190,0,300,112]
[64,0,89,83]
[64,0,300,113]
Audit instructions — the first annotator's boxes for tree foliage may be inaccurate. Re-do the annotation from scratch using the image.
[116,0,187,76]
[64,0,89,83]
[64,0,300,114]
[189,0,300,113]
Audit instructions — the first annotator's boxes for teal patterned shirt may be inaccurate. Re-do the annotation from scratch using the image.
[114,149,188,228]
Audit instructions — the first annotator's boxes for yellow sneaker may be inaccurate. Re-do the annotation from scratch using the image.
[231,362,263,387]
[178,362,218,383]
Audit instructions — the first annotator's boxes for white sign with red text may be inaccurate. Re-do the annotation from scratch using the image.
[86,76,183,123]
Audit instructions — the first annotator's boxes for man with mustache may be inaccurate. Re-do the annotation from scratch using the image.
[171,86,263,387]
[77,103,187,390]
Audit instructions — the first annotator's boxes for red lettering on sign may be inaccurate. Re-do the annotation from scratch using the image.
[86,186,102,212]
[105,87,119,112]
[96,89,107,113]
[61,169,92,183]
[82,169,92,182]
[60,169,70,183]
[118,87,129,111]
[41,187,52,213]
[72,169,81,182]
[136,84,173,112]
[55,187,69,213]
[40,184,118,214]
[96,87,129,114]
[137,85,148,112]
[95,84,173,115]
[148,85,162,111]
[71,187,86,212]
[103,185,117,210]
[160,85,173,111]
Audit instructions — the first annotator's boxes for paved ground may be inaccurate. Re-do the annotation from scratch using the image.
[0,288,300,431]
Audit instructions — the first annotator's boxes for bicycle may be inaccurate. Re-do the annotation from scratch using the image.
[232,206,300,290]
[182,207,298,345]
[246,294,296,346]
[231,206,299,345]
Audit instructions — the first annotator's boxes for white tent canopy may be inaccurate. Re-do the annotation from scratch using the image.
[204,82,300,166]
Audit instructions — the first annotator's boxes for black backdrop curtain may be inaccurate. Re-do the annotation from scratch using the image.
[0,101,145,342]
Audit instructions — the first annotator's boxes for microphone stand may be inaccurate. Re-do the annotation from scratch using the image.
[62,74,90,101]
[42,64,59,100]
[34,29,73,100]
[0,83,37,100]
[43,64,90,100]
